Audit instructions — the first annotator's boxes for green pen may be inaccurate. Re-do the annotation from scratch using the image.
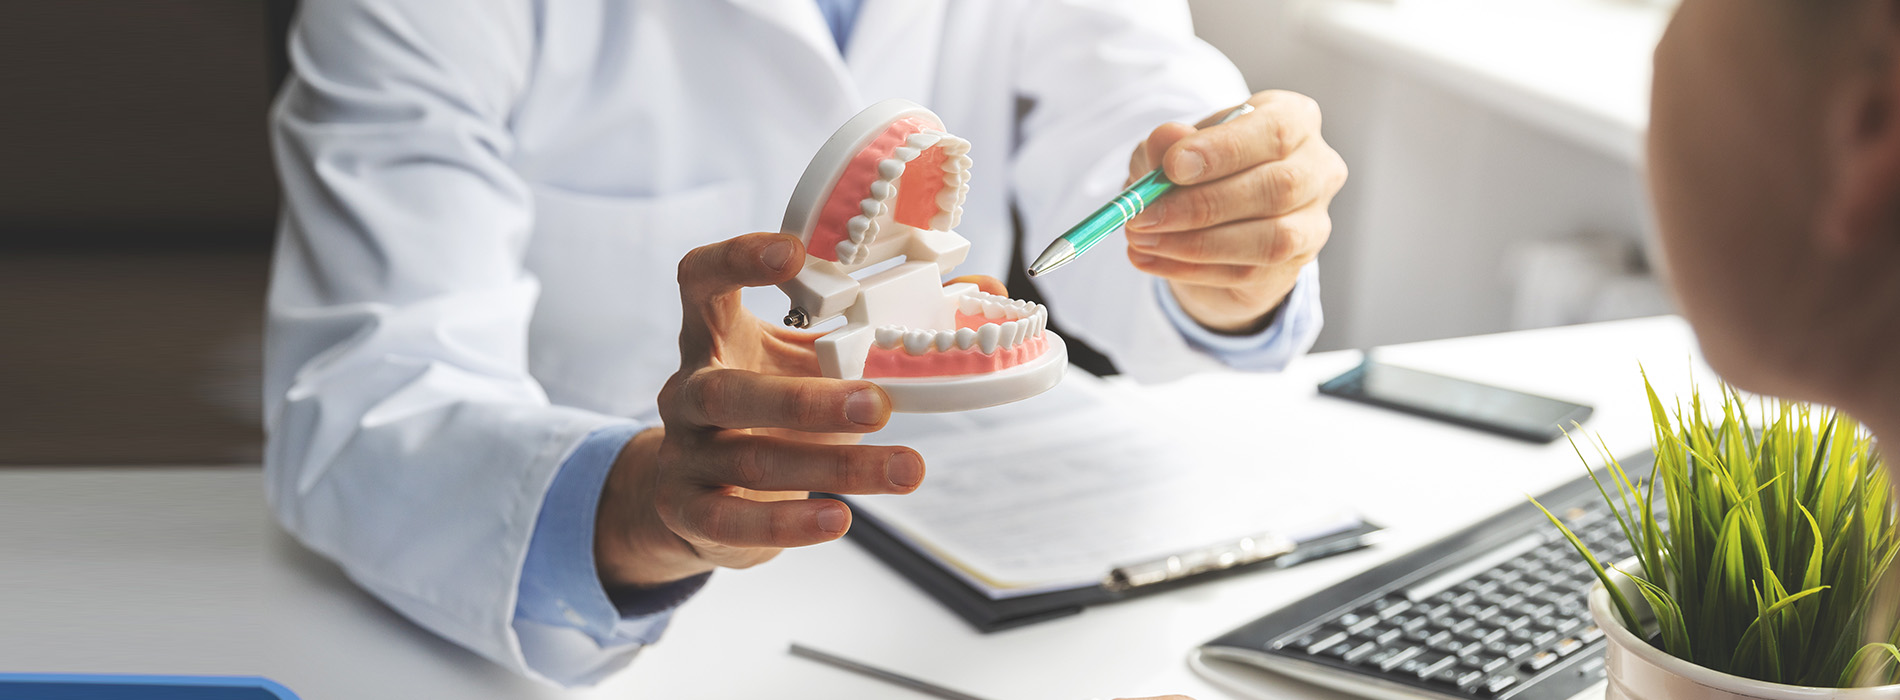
[1026,102,1256,278]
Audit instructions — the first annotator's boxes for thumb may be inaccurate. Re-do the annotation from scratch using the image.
[1132,122,1197,183]
[947,275,1008,297]
[677,232,804,364]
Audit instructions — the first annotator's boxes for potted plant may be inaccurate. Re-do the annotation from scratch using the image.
[1537,376,1900,699]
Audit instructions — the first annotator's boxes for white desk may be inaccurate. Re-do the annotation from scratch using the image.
[0,317,1706,699]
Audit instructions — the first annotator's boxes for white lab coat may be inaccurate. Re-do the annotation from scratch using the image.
[266,0,1260,683]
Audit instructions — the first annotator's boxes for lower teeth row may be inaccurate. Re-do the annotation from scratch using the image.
[873,312,1046,356]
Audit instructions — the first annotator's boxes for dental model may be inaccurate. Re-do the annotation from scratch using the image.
[779,99,1067,413]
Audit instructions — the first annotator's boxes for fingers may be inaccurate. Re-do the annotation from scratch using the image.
[1125,209,1332,266]
[1131,122,1196,182]
[669,369,892,432]
[947,274,1008,297]
[672,492,855,549]
[677,232,804,361]
[1125,251,1268,288]
[1163,91,1322,186]
[1127,144,1336,233]
[694,432,925,494]
[677,232,804,304]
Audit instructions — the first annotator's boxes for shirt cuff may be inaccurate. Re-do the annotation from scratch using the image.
[516,423,709,650]
[1154,262,1323,372]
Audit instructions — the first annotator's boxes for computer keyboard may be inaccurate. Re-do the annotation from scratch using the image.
[1199,456,1653,700]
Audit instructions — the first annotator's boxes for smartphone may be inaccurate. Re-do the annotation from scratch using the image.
[1318,359,1593,443]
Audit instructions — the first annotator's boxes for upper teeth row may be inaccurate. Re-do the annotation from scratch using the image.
[836,128,973,265]
[871,295,1047,356]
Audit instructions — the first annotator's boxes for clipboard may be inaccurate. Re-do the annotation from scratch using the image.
[840,498,1385,633]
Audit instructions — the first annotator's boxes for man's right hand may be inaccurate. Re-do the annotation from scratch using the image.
[593,232,928,588]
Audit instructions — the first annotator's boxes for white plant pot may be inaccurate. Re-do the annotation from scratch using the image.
[1589,569,1900,700]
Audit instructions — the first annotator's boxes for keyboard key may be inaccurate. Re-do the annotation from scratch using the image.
[1371,627,1403,645]
[1554,637,1585,657]
[1522,650,1560,672]
[1338,613,1379,635]
[1314,641,1355,659]
[1377,599,1415,619]
[1483,674,1521,696]
[1368,646,1422,672]
[1343,641,1380,664]
[1577,654,1607,677]
[1475,655,1511,674]
[1394,656,1432,677]
[1579,625,1605,643]
[1429,666,1487,689]
[1411,652,1457,679]
[1300,629,1349,655]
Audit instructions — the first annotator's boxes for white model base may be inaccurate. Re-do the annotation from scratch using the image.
[876,332,1068,413]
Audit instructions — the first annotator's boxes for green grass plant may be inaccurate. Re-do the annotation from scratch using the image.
[1534,373,1899,687]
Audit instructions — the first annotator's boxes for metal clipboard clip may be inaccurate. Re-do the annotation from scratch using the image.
[1103,532,1299,593]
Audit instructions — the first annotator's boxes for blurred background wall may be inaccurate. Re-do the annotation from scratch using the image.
[1186,0,1672,352]
[0,0,1672,465]
[0,1,292,464]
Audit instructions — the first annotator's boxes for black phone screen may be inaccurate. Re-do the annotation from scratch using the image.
[1323,362,1592,441]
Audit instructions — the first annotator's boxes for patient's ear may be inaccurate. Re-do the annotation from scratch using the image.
[1823,0,1900,253]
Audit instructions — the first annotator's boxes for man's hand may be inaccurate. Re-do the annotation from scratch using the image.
[1124,90,1348,335]
[593,232,929,588]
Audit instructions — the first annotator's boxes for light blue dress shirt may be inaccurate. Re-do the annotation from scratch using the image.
[511,0,1325,686]
[813,0,862,53]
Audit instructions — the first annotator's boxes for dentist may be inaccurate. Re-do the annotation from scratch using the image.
[266,0,1347,687]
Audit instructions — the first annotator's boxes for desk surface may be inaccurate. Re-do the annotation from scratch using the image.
[0,316,1705,700]
[1308,0,1669,164]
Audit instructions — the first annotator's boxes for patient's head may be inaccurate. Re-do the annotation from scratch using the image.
[1650,0,1900,425]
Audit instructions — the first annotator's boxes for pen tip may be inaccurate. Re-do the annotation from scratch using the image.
[1026,239,1075,279]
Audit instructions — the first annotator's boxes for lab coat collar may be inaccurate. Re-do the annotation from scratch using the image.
[718,0,857,100]
[718,0,948,111]
[845,0,948,109]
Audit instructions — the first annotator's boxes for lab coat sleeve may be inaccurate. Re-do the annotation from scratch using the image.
[1010,0,1323,381]
[265,0,657,684]
[515,425,711,687]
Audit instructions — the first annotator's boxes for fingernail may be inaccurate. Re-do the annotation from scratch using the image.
[816,505,848,534]
[886,452,924,489]
[762,240,795,272]
[1171,150,1207,183]
[1131,202,1167,229]
[845,390,885,426]
[1129,252,1155,266]
[1127,232,1159,248]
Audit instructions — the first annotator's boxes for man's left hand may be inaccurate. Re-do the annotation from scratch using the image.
[1124,90,1347,334]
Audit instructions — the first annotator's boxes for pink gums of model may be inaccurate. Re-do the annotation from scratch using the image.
[776,99,1067,413]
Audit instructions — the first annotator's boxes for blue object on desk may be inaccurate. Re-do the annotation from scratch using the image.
[0,674,299,700]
